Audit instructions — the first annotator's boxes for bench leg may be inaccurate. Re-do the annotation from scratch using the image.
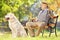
[55,27,57,37]
[25,29,28,35]
[42,29,44,37]
[49,31,51,37]
[49,26,52,37]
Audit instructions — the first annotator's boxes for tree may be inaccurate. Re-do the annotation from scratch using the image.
[1,0,36,21]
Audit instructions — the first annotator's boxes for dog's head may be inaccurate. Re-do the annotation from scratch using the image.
[5,13,15,21]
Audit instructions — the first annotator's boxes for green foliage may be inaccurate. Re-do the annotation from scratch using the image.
[1,0,36,21]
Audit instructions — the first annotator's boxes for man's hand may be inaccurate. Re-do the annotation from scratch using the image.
[31,17,38,22]
[51,16,58,19]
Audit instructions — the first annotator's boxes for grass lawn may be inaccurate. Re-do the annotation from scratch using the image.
[0,31,60,40]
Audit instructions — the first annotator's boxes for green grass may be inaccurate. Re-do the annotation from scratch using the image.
[0,31,60,40]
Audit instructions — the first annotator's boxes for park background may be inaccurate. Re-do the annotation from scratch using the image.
[0,0,60,40]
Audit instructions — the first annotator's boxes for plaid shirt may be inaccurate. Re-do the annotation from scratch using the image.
[37,8,54,23]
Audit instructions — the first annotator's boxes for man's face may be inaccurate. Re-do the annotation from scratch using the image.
[41,3,47,10]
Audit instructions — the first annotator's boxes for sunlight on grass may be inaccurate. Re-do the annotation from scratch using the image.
[0,32,60,40]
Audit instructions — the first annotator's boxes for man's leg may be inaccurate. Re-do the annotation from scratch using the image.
[35,22,46,36]
[27,26,35,37]
[35,26,44,36]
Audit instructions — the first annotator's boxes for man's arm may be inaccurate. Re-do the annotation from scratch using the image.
[48,10,57,18]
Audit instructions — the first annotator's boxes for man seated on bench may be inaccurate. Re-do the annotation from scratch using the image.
[26,2,57,37]
[37,2,58,35]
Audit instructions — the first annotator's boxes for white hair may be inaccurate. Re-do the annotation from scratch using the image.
[5,12,27,38]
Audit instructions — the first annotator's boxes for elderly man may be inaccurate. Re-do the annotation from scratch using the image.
[26,2,56,37]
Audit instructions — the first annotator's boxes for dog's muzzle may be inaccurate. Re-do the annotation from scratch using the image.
[5,17,10,20]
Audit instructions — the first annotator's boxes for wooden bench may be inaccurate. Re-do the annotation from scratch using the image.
[24,16,58,36]
[42,16,58,37]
